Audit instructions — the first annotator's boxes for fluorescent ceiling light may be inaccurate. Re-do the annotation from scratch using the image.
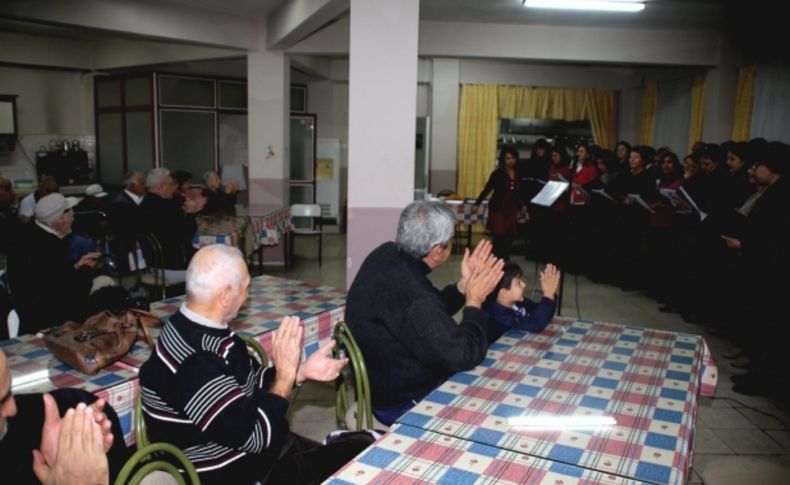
[523,0,646,12]
[508,415,617,430]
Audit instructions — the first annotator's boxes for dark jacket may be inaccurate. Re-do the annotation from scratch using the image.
[346,242,492,408]
[482,297,556,342]
[139,310,288,484]
[108,191,145,273]
[139,193,197,270]
[475,168,523,212]
[201,188,237,215]
[7,222,93,334]
[740,176,790,286]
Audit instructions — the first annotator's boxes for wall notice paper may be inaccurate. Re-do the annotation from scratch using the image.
[627,193,655,213]
[531,181,569,207]
[316,157,334,181]
[222,164,247,191]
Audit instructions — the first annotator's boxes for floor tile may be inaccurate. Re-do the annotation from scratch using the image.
[698,407,757,430]
[736,407,790,431]
[693,427,734,454]
[711,428,785,454]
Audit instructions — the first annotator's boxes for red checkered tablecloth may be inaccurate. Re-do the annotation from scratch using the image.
[397,318,717,485]
[445,200,488,225]
[328,424,650,485]
[193,215,245,248]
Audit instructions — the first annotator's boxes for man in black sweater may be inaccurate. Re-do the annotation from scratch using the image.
[107,171,146,273]
[139,244,372,484]
[346,200,504,426]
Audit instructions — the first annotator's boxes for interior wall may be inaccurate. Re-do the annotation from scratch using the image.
[0,66,94,182]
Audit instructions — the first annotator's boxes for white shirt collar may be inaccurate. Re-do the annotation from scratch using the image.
[180,302,227,330]
[35,220,64,239]
[124,189,144,205]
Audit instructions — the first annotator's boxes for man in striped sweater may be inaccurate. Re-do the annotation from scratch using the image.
[139,244,372,484]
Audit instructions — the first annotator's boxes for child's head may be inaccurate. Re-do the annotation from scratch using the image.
[495,263,527,305]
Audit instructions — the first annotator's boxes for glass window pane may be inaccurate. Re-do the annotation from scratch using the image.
[219,81,247,109]
[159,76,215,107]
[218,113,248,165]
[289,115,315,181]
[125,77,151,106]
[160,110,215,181]
[290,86,306,112]
[98,113,124,184]
[126,112,153,174]
[97,80,121,108]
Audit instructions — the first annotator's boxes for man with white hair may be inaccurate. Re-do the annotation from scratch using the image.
[139,168,205,283]
[108,171,146,273]
[7,193,101,334]
[346,200,504,425]
[139,245,372,484]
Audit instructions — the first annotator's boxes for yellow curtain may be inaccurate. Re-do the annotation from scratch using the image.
[640,83,657,146]
[732,65,756,141]
[457,84,499,198]
[584,89,616,149]
[458,84,616,196]
[688,74,706,153]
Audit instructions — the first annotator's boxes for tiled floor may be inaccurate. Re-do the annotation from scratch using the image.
[268,231,790,484]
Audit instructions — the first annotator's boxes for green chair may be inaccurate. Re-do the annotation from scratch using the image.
[134,391,149,451]
[114,442,200,485]
[333,321,379,430]
[239,334,269,368]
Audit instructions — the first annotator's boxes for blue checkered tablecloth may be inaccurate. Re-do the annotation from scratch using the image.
[395,318,717,485]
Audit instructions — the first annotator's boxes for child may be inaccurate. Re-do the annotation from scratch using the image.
[483,262,561,341]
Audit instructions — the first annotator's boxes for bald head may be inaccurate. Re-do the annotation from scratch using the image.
[186,245,248,305]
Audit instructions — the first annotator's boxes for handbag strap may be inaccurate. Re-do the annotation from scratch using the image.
[128,308,163,348]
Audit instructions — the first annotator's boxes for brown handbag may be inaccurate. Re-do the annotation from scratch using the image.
[43,308,162,374]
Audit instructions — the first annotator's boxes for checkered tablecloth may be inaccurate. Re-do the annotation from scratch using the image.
[328,424,650,485]
[193,215,245,248]
[445,200,488,225]
[397,318,717,485]
[121,274,347,367]
[251,206,292,246]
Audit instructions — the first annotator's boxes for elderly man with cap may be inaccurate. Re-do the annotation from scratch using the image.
[6,193,101,335]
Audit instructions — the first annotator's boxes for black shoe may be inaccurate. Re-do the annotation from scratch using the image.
[732,375,771,396]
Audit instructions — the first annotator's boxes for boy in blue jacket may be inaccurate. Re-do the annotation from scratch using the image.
[483,262,561,341]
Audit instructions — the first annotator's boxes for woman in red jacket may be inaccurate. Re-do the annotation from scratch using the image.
[566,142,600,272]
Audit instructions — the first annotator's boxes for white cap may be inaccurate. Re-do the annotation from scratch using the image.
[85,183,108,198]
[34,193,80,225]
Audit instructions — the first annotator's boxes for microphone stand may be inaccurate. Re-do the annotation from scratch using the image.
[555,159,577,317]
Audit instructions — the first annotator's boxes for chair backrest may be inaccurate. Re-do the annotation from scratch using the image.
[138,234,166,299]
[134,391,149,451]
[7,309,19,339]
[114,442,200,485]
[239,334,269,368]
[333,321,375,430]
[290,204,322,218]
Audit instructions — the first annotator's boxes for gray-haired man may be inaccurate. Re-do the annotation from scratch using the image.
[346,200,504,425]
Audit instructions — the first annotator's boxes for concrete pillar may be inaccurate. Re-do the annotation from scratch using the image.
[247,47,290,205]
[429,58,460,194]
[346,0,419,285]
[702,39,738,144]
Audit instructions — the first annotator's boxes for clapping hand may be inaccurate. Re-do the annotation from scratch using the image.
[269,316,303,398]
[540,264,561,300]
[458,239,493,294]
[464,251,505,308]
[296,340,348,385]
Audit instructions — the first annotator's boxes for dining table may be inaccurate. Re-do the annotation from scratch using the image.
[2,275,347,446]
[328,317,717,485]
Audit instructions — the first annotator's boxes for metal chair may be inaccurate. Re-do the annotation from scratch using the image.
[138,234,184,300]
[114,442,200,485]
[239,334,268,368]
[289,204,323,266]
[333,321,383,430]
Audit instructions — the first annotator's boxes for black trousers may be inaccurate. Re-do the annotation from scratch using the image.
[0,388,130,485]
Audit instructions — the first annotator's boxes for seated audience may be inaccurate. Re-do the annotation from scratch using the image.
[0,175,20,254]
[7,194,101,334]
[0,349,126,483]
[483,262,559,341]
[108,171,146,273]
[139,168,204,282]
[18,176,59,223]
[201,170,239,214]
[346,201,504,425]
[139,245,373,484]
